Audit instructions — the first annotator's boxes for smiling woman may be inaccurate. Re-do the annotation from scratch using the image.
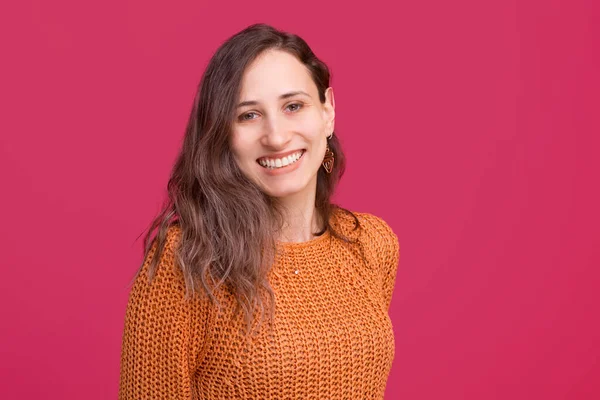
[118,23,400,400]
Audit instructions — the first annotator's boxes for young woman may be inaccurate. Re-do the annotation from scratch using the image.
[119,23,400,399]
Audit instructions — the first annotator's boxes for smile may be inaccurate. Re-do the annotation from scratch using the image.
[257,150,305,169]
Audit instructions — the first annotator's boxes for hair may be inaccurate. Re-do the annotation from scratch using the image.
[133,23,365,336]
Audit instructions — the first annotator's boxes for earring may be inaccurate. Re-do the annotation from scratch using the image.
[322,133,335,174]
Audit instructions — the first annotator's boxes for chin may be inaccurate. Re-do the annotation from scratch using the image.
[264,187,303,199]
[261,183,307,199]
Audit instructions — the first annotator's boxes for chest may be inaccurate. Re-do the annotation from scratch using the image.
[194,248,395,398]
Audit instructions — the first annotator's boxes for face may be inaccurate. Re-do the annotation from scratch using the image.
[229,49,335,200]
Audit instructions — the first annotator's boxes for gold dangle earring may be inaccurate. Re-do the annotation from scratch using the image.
[322,132,335,174]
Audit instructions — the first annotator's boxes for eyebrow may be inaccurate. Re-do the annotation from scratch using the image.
[236,91,311,108]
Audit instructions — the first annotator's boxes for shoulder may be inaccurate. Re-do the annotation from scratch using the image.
[355,212,398,262]
[136,224,185,289]
[146,224,183,263]
[354,211,397,240]
[331,208,398,265]
[332,208,397,244]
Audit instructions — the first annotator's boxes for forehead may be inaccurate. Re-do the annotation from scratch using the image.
[239,50,315,100]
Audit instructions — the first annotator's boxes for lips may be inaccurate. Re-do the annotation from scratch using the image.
[256,149,305,163]
[257,149,305,169]
[256,149,306,164]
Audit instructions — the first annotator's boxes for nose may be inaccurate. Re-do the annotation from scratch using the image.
[261,114,292,149]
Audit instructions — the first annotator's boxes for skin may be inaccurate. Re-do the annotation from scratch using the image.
[229,49,335,243]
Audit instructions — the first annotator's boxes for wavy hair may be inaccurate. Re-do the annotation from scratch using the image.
[133,23,363,336]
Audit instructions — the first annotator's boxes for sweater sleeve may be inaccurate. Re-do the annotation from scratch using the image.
[382,224,400,311]
[372,215,400,311]
[119,228,197,400]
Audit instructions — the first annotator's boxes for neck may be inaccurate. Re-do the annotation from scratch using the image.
[274,181,323,243]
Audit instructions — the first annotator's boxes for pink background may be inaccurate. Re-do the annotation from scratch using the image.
[1,0,598,398]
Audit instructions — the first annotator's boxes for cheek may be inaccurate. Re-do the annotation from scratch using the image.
[229,130,250,156]
[296,115,325,138]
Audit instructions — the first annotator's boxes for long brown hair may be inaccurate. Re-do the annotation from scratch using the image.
[134,23,362,335]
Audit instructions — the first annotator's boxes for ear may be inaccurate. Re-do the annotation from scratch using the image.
[323,87,335,133]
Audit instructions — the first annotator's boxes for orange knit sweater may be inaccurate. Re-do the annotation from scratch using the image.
[119,210,400,399]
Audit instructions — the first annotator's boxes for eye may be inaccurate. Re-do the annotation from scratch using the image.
[286,103,303,112]
[239,112,258,121]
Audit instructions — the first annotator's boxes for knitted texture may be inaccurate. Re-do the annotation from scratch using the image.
[119,210,400,399]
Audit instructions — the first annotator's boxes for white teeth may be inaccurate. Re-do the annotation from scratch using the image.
[258,150,303,169]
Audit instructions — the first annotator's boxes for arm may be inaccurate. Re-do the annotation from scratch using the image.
[119,229,196,400]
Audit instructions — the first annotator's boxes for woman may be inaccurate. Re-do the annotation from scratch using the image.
[119,23,400,399]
